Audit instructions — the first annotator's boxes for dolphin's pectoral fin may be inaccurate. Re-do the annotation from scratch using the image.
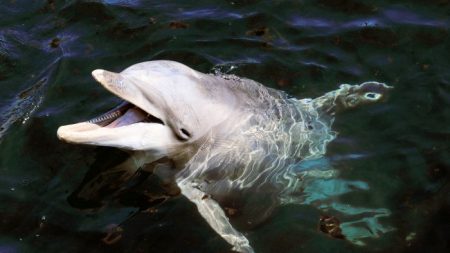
[177,180,254,253]
[145,159,181,197]
[69,157,143,208]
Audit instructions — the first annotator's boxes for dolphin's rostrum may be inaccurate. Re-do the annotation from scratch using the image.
[57,60,393,252]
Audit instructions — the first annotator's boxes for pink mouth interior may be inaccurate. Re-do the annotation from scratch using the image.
[88,102,164,128]
[106,107,147,128]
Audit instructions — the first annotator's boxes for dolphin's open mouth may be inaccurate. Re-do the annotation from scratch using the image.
[57,66,166,143]
[56,99,167,147]
[57,67,185,148]
[88,101,164,128]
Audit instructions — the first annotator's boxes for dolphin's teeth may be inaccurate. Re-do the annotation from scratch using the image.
[87,101,135,126]
[88,110,124,124]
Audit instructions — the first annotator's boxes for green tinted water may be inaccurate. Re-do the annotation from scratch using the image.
[0,1,449,252]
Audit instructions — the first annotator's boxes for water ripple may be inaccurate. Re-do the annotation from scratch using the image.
[289,7,448,33]
[173,7,251,20]
[383,7,449,27]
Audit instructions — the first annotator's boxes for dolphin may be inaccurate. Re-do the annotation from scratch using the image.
[57,60,393,252]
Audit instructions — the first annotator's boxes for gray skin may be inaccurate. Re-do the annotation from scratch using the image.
[57,60,392,252]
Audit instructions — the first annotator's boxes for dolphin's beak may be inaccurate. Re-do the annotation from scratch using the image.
[57,70,170,150]
[56,100,167,149]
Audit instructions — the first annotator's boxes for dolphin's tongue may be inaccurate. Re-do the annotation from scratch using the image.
[87,101,164,129]
[106,107,147,128]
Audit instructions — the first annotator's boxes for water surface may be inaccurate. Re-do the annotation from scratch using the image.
[0,0,449,252]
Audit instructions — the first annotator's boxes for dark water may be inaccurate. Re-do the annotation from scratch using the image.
[1,0,449,252]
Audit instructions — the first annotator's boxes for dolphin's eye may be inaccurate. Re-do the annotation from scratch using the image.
[181,128,191,137]
[178,128,191,140]
[364,92,381,100]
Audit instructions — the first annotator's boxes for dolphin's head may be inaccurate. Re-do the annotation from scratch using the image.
[57,60,236,160]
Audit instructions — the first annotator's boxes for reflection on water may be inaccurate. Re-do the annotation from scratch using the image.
[284,157,394,246]
[0,0,449,252]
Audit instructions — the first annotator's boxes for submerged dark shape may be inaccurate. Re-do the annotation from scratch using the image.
[57,60,393,252]
[319,215,345,239]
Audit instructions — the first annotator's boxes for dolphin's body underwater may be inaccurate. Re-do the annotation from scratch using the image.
[58,60,392,252]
